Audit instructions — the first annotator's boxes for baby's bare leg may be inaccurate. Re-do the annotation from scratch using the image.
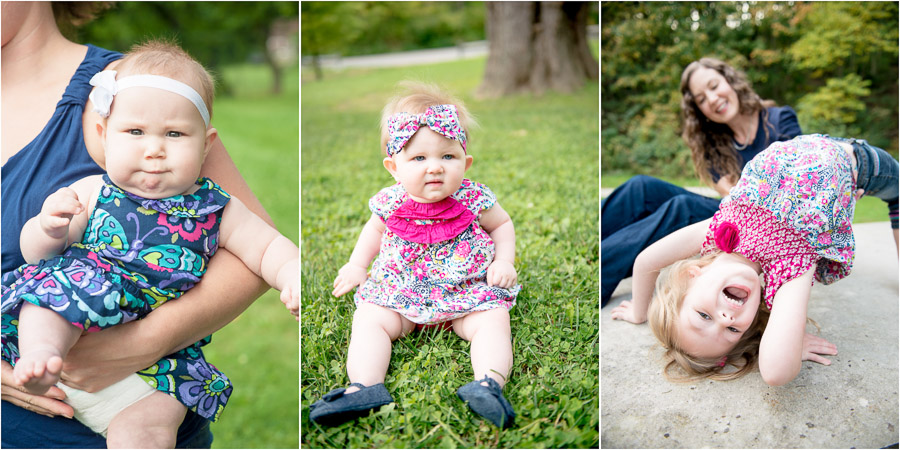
[15,302,81,394]
[452,308,513,386]
[106,391,186,449]
[346,303,414,392]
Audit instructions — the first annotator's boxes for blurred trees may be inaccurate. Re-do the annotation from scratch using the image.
[75,2,299,95]
[601,1,898,177]
[478,2,598,97]
[301,1,486,80]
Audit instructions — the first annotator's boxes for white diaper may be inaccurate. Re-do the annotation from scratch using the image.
[58,373,158,437]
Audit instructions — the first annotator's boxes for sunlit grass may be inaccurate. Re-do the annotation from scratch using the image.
[302,57,599,448]
[201,63,299,449]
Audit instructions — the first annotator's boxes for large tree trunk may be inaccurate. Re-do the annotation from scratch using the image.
[478,1,597,98]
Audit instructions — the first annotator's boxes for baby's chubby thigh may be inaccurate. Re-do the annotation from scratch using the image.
[451,308,511,343]
[353,302,416,341]
[106,391,186,449]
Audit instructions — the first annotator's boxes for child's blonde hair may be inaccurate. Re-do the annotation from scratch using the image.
[380,81,477,153]
[648,252,769,382]
[114,39,216,120]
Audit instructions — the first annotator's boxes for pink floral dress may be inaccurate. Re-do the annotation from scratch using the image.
[701,135,857,309]
[355,179,519,324]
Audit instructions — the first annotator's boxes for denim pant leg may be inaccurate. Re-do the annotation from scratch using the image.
[851,140,900,229]
[601,193,721,307]
[601,175,710,240]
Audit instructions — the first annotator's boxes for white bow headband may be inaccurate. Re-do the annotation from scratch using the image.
[89,70,211,127]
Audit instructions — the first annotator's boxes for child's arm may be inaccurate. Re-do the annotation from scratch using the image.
[757,266,816,386]
[611,218,712,324]
[20,176,102,264]
[479,204,517,288]
[217,196,299,317]
[332,214,385,297]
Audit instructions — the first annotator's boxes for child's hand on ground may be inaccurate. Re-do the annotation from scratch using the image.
[40,187,83,238]
[487,260,517,288]
[801,332,837,365]
[610,300,647,324]
[332,263,368,297]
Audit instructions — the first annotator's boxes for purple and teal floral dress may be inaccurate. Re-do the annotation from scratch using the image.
[354,179,520,324]
[1,174,233,421]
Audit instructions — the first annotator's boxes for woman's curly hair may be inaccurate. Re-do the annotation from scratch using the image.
[679,57,775,188]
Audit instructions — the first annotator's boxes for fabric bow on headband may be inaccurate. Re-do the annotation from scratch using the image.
[386,104,467,157]
[89,70,211,127]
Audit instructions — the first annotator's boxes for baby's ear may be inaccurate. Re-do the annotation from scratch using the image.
[383,157,397,176]
[687,265,702,278]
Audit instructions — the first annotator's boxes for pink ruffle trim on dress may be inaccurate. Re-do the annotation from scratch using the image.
[384,197,476,244]
[702,201,819,310]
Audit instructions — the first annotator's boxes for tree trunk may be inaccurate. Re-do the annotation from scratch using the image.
[478,1,597,98]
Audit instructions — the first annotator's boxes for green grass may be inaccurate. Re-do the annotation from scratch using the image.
[200,63,299,449]
[600,171,891,224]
[301,59,599,448]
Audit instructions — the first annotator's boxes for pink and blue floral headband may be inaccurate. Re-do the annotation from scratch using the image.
[385,104,467,157]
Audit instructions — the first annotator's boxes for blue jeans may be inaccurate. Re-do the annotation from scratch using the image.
[1,400,213,448]
[600,175,721,307]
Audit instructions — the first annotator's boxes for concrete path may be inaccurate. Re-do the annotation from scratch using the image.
[306,41,488,70]
[601,221,899,448]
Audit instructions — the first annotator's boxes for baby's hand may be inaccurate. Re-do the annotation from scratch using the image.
[280,285,299,321]
[610,300,647,324]
[277,261,299,321]
[802,332,837,365]
[332,263,368,297]
[40,188,84,239]
[487,260,517,289]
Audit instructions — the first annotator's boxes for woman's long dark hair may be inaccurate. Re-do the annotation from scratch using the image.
[680,58,775,187]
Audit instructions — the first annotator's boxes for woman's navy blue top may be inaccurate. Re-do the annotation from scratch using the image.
[709,105,802,181]
[1,44,212,449]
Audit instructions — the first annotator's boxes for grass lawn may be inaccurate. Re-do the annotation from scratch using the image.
[301,58,599,448]
[200,63,299,449]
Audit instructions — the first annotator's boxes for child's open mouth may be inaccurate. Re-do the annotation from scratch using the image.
[723,285,749,307]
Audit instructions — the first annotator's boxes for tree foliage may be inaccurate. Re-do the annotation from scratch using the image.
[75,2,298,95]
[601,1,898,177]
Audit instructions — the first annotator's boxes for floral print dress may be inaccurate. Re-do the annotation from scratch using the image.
[702,134,857,308]
[355,179,520,324]
[1,174,233,421]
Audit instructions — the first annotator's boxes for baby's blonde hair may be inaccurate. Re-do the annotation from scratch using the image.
[648,252,769,382]
[380,81,477,153]
[114,39,215,120]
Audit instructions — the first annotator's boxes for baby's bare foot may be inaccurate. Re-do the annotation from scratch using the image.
[14,347,63,395]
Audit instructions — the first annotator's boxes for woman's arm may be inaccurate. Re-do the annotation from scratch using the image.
[60,137,276,392]
[611,218,711,324]
[714,176,735,198]
[332,214,385,297]
[757,266,816,386]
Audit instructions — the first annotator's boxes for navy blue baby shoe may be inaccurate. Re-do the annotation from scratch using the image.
[457,376,516,428]
[309,383,393,427]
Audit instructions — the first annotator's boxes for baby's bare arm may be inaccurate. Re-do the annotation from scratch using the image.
[333,214,385,297]
[758,266,815,387]
[218,196,298,291]
[612,218,711,324]
[20,176,102,264]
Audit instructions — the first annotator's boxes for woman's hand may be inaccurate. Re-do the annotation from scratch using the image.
[58,321,160,392]
[801,332,837,365]
[487,260,517,288]
[332,263,368,297]
[1,361,74,418]
[610,299,648,324]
